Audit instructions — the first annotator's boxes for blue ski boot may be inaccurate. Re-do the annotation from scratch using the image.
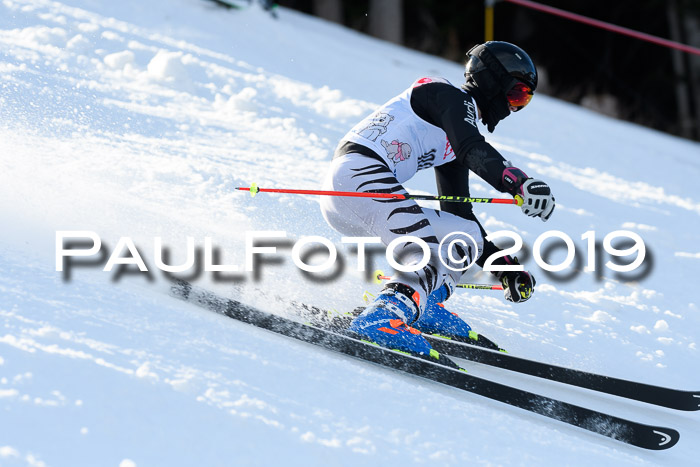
[412,284,475,341]
[347,284,437,358]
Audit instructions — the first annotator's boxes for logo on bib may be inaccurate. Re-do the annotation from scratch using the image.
[381,139,412,165]
[418,149,437,170]
[355,111,394,142]
[444,139,455,160]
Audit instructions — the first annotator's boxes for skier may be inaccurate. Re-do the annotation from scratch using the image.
[320,41,555,359]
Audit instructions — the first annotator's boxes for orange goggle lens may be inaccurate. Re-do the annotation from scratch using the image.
[507,83,533,110]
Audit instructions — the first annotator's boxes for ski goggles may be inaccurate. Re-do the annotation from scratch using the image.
[507,82,534,111]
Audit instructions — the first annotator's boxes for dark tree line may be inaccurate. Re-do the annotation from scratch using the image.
[277,0,700,141]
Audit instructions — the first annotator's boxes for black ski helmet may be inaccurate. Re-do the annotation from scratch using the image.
[462,41,538,132]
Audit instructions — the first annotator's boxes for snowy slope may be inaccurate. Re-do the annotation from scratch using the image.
[1,0,700,465]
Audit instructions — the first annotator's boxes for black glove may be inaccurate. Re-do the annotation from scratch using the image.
[500,269,536,303]
[491,255,536,303]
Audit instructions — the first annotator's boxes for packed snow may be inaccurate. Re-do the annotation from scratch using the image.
[1,0,699,465]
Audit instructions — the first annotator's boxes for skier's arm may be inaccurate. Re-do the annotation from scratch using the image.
[412,82,555,222]
[434,163,534,302]
[411,82,509,193]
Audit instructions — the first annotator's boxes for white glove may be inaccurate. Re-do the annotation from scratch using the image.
[517,178,555,221]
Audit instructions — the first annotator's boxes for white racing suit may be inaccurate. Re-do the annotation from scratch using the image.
[320,77,503,309]
[321,153,483,307]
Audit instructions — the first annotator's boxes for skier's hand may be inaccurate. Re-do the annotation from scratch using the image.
[518,178,555,221]
[502,166,555,221]
[500,270,536,303]
[491,255,536,303]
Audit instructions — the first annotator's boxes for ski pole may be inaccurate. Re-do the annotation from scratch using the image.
[237,182,523,206]
[455,283,503,291]
[374,270,503,290]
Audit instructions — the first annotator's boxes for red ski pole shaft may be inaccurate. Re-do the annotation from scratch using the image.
[237,183,522,206]
[238,186,404,199]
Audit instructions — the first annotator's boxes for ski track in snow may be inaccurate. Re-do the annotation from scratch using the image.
[1,0,699,465]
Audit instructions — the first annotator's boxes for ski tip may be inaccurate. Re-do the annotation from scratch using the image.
[646,427,680,450]
[666,390,700,411]
[688,392,700,411]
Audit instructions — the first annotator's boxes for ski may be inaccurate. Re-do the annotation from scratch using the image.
[426,335,700,412]
[292,302,700,412]
[170,281,680,450]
